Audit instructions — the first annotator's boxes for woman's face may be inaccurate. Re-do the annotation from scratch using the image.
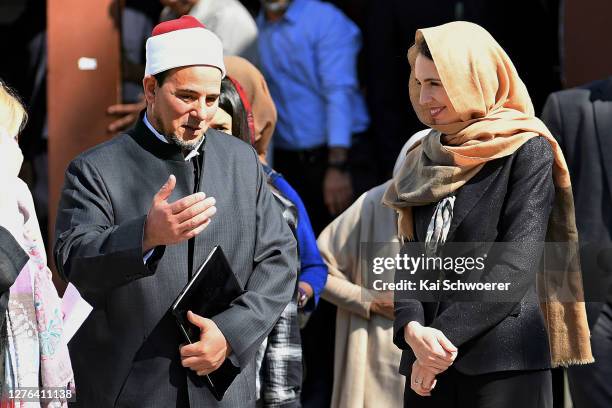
[210,107,233,135]
[414,53,461,125]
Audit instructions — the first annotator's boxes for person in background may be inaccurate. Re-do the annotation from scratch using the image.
[120,3,158,104]
[161,0,259,64]
[211,78,252,142]
[257,0,370,232]
[541,79,612,408]
[257,3,369,404]
[316,129,428,408]
[223,56,277,156]
[211,65,329,407]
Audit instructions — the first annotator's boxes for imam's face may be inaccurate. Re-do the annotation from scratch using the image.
[146,65,222,150]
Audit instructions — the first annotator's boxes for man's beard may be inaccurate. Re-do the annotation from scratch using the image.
[165,133,204,152]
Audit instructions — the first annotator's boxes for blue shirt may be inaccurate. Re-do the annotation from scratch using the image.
[265,166,328,310]
[257,0,370,150]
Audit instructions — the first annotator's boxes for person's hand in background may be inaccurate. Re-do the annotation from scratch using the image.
[370,291,394,320]
[106,96,146,133]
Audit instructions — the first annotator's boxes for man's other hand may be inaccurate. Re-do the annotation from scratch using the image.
[180,311,232,376]
[143,175,216,252]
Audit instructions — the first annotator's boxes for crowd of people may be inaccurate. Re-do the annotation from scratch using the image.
[0,0,611,407]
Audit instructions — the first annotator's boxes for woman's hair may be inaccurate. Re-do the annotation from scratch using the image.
[416,37,433,61]
[0,79,27,139]
[219,77,253,144]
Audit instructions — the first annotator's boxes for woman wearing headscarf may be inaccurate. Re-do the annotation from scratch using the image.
[223,56,277,158]
[385,22,592,407]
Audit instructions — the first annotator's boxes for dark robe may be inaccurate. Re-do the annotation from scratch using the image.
[54,119,298,407]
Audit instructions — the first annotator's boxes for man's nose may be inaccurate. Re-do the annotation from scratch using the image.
[190,100,208,121]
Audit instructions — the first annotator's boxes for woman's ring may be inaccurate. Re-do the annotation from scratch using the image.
[414,378,423,384]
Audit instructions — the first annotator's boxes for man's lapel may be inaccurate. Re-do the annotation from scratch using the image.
[592,80,612,199]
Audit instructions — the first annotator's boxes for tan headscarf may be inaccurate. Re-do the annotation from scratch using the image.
[224,56,277,156]
[383,21,593,367]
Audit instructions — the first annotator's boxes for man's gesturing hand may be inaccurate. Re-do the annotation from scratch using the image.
[180,311,232,376]
[143,175,216,252]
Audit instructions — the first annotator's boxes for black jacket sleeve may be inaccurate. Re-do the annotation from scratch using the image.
[53,158,164,300]
[393,264,425,350]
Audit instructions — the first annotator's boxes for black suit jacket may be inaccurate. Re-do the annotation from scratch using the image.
[394,137,555,376]
[54,120,297,407]
[541,79,612,316]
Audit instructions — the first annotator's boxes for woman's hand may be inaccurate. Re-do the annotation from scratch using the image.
[404,321,457,374]
[410,359,437,396]
[297,281,313,309]
[370,292,394,320]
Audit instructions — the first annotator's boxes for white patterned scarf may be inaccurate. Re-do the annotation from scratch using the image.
[424,196,456,257]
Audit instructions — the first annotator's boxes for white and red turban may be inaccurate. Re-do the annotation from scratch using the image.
[145,15,226,77]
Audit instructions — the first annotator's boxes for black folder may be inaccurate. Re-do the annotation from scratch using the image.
[170,246,244,401]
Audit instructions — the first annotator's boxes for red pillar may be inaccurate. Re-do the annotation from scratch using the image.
[47,0,122,288]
